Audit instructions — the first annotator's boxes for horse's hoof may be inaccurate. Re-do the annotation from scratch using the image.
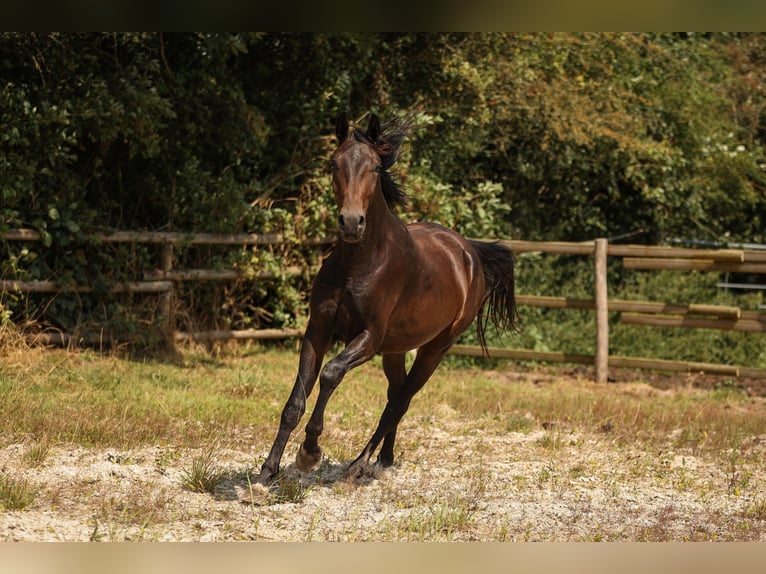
[295,445,322,472]
[342,459,369,483]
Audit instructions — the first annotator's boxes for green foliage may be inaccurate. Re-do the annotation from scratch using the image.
[1,33,765,357]
[610,269,766,367]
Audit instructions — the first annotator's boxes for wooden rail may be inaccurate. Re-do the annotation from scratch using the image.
[623,258,766,273]
[2,229,765,379]
[517,295,743,320]
[143,267,309,282]
[449,345,766,378]
[2,228,331,246]
[621,313,766,333]
[500,239,749,262]
[0,280,173,293]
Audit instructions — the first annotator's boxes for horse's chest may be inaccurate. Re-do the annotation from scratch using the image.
[326,276,385,340]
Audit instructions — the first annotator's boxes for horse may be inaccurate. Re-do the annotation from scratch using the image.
[254,112,518,486]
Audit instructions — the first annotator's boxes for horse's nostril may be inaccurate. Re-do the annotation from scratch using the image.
[338,214,345,227]
[358,216,365,227]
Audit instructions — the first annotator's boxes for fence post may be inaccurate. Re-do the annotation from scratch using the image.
[160,242,176,351]
[594,238,609,383]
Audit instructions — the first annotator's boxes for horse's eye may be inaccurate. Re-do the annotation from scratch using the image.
[373,165,382,174]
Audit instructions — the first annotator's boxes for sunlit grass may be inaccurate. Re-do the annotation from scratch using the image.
[1,344,765,471]
[0,473,38,511]
[23,436,50,467]
[2,342,766,541]
[179,447,226,494]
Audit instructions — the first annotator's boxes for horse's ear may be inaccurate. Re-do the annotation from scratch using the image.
[335,112,349,142]
[367,114,381,142]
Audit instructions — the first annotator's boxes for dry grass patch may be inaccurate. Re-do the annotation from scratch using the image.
[2,346,766,541]
[0,473,37,511]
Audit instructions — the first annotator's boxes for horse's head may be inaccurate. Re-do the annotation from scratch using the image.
[330,113,384,243]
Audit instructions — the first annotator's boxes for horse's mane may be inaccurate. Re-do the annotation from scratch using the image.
[350,117,411,212]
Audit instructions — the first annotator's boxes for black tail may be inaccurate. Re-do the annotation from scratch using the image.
[470,240,520,356]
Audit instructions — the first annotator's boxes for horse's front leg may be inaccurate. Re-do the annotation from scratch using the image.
[297,329,378,473]
[254,325,329,486]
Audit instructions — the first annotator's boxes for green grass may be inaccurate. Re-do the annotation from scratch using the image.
[2,342,766,541]
[0,346,292,448]
[179,447,226,494]
[1,344,765,467]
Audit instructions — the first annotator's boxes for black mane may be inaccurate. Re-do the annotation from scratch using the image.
[350,117,410,212]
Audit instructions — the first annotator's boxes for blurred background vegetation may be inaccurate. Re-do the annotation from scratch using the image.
[1,33,765,365]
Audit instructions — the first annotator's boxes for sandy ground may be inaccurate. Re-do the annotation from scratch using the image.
[2,382,766,542]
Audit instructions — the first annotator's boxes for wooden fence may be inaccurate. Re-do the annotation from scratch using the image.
[466,238,766,380]
[2,229,766,380]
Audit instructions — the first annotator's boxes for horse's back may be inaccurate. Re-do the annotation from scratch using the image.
[406,222,480,275]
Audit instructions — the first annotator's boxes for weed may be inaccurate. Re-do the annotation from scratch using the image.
[154,447,181,475]
[23,436,50,467]
[389,497,477,541]
[673,467,695,492]
[725,446,755,496]
[304,507,323,541]
[743,499,766,521]
[89,517,107,542]
[179,448,225,494]
[0,473,38,510]
[93,480,171,536]
[637,504,678,542]
[271,473,312,504]
[711,380,746,401]
[505,415,533,433]
[568,463,587,479]
[536,431,563,451]
[536,461,557,489]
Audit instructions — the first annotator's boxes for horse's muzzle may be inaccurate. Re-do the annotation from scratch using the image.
[338,212,366,243]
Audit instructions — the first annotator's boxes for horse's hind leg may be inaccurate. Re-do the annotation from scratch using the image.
[345,342,448,480]
[377,353,407,468]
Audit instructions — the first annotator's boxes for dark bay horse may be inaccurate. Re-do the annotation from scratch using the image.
[255,113,518,486]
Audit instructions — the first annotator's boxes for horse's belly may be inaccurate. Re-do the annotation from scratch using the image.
[377,303,458,354]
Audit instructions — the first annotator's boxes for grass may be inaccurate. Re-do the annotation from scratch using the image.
[0,345,290,448]
[23,436,50,467]
[179,447,226,494]
[0,474,38,511]
[1,344,765,459]
[2,342,766,540]
[88,480,174,541]
[271,472,313,504]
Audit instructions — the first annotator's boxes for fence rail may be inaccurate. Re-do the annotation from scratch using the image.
[2,229,765,380]
[0,280,173,294]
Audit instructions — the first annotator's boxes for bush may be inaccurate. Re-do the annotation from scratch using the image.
[1,33,765,358]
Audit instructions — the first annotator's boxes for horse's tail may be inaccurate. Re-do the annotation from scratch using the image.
[470,240,520,356]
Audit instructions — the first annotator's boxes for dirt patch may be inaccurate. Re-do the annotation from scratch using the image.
[516,364,766,397]
[2,376,766,542]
